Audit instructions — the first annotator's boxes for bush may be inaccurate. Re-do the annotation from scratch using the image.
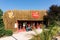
[5,30,13,36]
[30,34,40,40]
[0,28,13,37]
[0,28,5,37]
[30,25,59,40]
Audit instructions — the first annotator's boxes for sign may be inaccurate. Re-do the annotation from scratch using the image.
[32,11,39,18]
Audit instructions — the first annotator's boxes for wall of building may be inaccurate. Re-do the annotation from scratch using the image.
[3,10,47,32]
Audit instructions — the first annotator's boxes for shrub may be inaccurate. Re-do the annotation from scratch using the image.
[30,25,59,40]
[0,27,13,37]
[0,28,5,37]
[5,30,13,36]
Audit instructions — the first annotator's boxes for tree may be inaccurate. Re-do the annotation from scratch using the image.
[47,5,60,26]
[0,9,4,28]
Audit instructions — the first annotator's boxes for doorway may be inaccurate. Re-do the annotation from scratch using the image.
[17,20,43,31]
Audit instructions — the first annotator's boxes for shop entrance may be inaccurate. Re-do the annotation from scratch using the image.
[17,20,43,31]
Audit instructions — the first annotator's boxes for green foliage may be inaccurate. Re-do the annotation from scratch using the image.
[0,28,13,37]
[0,9,5,37]
[30,24,59,40]
[0,28,5,37]
[0,9,3,16]
[0,9,5,38]
[0,9,13,37]
[5,30,13,36]
[47,5,60,26]
[0,9,4,28]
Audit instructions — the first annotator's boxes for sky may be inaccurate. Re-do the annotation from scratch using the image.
[0,0,60,12]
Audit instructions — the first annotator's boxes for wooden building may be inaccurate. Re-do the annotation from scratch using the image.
[3,10,47,32]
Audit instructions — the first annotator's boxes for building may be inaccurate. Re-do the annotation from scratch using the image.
[3,10,47,32]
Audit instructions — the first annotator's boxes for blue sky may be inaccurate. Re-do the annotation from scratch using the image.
[0,0,60,12]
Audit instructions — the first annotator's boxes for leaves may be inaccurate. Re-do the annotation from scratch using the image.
[47,5,60,26]
[0,9,4,28]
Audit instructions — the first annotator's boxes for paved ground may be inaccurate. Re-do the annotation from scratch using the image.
[0,29,42,40]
